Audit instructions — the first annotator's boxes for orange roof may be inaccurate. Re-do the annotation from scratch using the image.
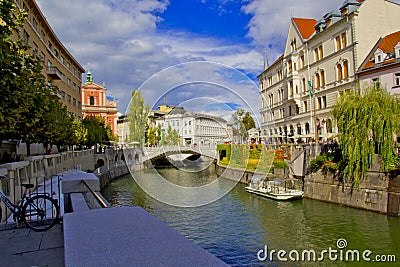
[361,31,400,70]
[378,31,400,53]
[292,18,317,40]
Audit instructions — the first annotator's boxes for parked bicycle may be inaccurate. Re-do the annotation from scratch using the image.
[0,175,60,232]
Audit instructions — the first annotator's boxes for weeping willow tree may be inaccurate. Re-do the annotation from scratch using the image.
[332,86,400,187]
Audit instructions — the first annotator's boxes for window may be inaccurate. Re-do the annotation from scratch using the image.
[395,73,400,86]
[304,101,308,112]
[337,64,343,81]
[314,45,323,62]
[40,30,46,42]
[289,106,292,116]
[23,29,30,43]
[68,95,72,105]
[322,96,327,108]
[314,48,319,61]
[278,70,283,81]
[61,56,65,64]
[341,33,347,49]
[315,73,321,88]
[73,98,76,107]
[375,49,384,64]
[40,51,45,64]
[90,96,95,105]
[288,60,292,73]
[321,70,325,86]
[318,97,322,109]
[372,78,380,89]
[32,41,38,55]
[33,18,38,31]
[302,78,306,92]
[343,61,349,79]
[300,55,305,69]
[396,42,400,58]
[48,41,52,50]
[289,81,293,96]
[319,46,323,60]
[335,33,347,51]
[268,76,272,86]
[335,36,341,51]
[54,48,59,57]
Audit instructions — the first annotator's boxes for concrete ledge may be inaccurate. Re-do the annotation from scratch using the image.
[62,170,100,194]
[63,207,228,267]
[70,193,90,212]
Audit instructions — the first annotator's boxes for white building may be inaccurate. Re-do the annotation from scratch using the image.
[357,31,400,95]
[155,107,231,145]
[258,0,400,144]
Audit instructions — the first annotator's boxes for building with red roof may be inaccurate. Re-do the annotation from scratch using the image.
[258,0,400,144]
[81,71,118,135]
[357,31,400,95]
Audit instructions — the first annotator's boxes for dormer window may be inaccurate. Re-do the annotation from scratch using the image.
[374,49,385,64]
[395,42,400,58]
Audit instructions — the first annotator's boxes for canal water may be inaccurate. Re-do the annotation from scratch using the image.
[102,163,400,266]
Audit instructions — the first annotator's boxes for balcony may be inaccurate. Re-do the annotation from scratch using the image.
[47,66,62,80]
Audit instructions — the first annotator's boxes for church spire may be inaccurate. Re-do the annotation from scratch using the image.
[263,47,269,70]
[85,65,93,84]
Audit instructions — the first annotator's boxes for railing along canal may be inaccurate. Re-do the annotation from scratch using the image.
[0,175,62,226]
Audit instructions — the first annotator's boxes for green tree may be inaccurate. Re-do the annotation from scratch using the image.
[128,90,147,145]
[332,87,400,187]
[232,109,249,143]
[243,111,256,131]
[0,0,29,141]
[82,116,110,147]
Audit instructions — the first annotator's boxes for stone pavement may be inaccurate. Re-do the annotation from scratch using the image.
[0,223,64,267]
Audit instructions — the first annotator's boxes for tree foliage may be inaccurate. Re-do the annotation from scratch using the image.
[82,116,110,147]
[232,109,255,142]
[128,90,147,145]
[332,87,400,187]
[1,0,85,155]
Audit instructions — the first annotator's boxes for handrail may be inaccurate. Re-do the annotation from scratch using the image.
[81,180,108,208]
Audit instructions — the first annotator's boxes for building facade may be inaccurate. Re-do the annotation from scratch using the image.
[258,0,400,144]
[155,107,231,146]
[81,71,118,135]
[357,31,400,95]
[15,0,85,119]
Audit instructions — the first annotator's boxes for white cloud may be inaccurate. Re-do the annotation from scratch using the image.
[241,0,340,62]
[35,0,341,118]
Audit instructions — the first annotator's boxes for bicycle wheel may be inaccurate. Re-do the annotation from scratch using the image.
[21,195,60,232]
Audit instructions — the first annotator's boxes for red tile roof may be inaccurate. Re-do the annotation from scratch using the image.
[361,31,400,70]
[292,18,317,40]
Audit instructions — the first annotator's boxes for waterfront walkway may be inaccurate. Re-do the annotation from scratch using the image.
[0,223,64,266]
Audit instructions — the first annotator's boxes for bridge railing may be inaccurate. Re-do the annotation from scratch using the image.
[142,145,217,161]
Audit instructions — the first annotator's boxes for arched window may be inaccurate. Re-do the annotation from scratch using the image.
[305,123,310,134]
[315,73,320,88]
[321,70,325,86]
[90,96,94,106]
[343,60,349,79]
[337,64,343,81]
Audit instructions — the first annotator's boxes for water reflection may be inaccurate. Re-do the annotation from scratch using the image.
[102,168,400,267]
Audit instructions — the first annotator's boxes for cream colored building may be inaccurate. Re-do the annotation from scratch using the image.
[258,0,400,144]
[14,0,85,119]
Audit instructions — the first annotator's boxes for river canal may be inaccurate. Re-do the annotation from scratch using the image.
[102,163,400,266]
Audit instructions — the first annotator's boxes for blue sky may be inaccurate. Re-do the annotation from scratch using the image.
[36,0,340,122]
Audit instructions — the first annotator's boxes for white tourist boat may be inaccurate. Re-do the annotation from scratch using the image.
[245,176,303,201]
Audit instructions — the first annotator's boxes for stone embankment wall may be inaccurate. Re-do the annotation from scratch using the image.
[215,164,263,185]
[217,163,400,216]
[304,171,389,213]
